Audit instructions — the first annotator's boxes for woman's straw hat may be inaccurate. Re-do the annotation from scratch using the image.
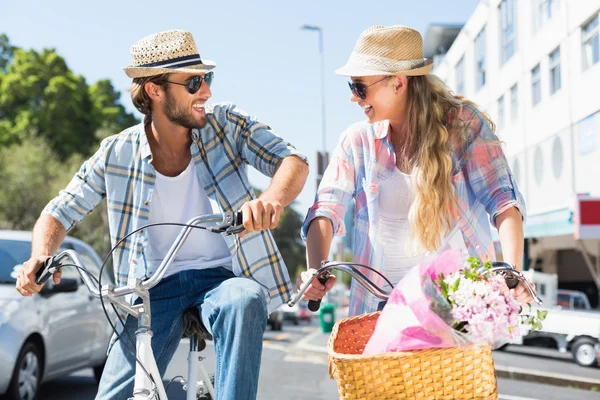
[336,25,433,77]
[123,30,215,79]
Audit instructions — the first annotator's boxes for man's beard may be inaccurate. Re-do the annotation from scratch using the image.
[162,89,207,129]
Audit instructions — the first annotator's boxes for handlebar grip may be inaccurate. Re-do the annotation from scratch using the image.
[307,275,330,312]
[504,274,520,289]
[35,257,57,285]
[235,210,244,226]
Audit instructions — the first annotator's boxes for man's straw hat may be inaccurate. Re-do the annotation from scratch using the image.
[123,30,215,79]
[336,25,433,77]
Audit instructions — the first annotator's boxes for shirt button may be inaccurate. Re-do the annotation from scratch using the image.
[132,259,137,264]
[475,244,480,249]
[149,173,154,178]
[139,229,144,234]
[144,201,149,206]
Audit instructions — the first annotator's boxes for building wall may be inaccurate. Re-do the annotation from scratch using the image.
[433,0,600,218]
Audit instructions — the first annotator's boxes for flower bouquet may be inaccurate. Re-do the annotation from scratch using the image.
[363,249,546,354]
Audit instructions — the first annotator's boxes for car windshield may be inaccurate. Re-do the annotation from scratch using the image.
[0,239,32,283]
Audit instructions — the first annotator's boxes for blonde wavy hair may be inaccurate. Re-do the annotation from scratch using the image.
[398,74,497,252]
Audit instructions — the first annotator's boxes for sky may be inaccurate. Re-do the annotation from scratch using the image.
[1,0,479,215]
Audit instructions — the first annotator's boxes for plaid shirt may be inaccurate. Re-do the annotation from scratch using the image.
[302,105,526,316]
[44,102,306,314]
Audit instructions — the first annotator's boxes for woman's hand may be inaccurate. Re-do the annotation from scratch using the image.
[511,280,537,306]
[295,269,337,301]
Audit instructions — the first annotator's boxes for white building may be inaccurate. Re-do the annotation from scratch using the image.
[424,0,600,306]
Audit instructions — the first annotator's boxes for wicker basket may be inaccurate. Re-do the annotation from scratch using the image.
[327,311,498,400]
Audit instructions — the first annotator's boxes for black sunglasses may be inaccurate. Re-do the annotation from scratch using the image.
[348,76,391,100]
[166,71,214,94]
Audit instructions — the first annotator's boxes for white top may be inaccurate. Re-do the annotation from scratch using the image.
[377,168,467,290]
[377,168,423,290]
[145,160,232,278]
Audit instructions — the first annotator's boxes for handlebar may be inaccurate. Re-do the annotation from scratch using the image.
[34,211,245,296]
[290,260,542,311]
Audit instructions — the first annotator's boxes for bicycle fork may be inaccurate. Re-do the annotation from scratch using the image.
[132,329,168,400]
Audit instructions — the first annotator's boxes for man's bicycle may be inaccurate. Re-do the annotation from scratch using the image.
[35,212,245,400]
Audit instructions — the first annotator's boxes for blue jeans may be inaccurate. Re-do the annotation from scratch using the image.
[95,267,268,400]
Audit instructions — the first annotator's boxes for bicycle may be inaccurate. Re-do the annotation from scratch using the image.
[35,211,245,400]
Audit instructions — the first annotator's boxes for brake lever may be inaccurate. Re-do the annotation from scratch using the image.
[206,211,245,235]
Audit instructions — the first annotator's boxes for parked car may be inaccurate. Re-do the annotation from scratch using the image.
[0,231,114,400]
[297,300,312,322]
[513,271,600,367]
[267,308,284,331]
[281,302,300,325]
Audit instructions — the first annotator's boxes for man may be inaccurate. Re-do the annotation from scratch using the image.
[15,29,308,400]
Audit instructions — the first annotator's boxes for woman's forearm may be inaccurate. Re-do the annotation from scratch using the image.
[305,217,334,270]
[496,206,525,270]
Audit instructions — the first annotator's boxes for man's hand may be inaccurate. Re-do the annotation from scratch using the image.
[240,198,284,232]
[16,255,61,296]
[295,269,337,301]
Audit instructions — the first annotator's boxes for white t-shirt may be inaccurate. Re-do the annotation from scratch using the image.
[377,168,466,290]
[145,160,232,278]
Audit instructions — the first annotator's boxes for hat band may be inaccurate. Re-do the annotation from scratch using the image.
[138,54,204,69]
[349,52,432,73]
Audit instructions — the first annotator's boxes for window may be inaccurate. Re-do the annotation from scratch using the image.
[533,0,560,32]
[510,83,519,121]
[499,0,517,64]
[475,27,486,89]
[455,56,465,94]
[531,63,541,106]
[497,95,505,129]
[549,46,561,94]
[582,14,599,70]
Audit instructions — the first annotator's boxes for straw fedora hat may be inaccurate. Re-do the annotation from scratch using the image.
[123,30,216,79]
[336,25,433,77]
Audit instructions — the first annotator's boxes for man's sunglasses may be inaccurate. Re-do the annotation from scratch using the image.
[348,76,391,100]
[166,71,214,94]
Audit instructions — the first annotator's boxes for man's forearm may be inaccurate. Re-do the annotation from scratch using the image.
[31,214,67,257]
[260,155,308,206]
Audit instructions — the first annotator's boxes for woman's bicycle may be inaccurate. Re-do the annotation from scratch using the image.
[34,212,245,400]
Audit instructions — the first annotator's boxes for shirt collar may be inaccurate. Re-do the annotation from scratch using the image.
[139,123,152,160]
[372,119,391,140]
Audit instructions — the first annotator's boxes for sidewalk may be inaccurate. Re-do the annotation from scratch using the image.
[291,311,600,392]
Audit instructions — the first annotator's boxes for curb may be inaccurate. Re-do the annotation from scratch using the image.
[290,335,600,392]
[494,365,600,391]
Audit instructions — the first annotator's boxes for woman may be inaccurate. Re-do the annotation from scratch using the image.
[298,25,534,316]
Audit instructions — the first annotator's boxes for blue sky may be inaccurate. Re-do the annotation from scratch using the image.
[2,0,478,214]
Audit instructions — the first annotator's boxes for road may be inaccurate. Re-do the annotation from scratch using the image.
[30,320,600,400]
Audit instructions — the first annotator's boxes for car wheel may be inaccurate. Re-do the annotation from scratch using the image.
[93,363,105,382]
[573,339,598,367]
[6,342,42,400]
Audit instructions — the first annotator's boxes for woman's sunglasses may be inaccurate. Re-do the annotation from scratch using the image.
[166,71,214,94]
[348,76,391,100]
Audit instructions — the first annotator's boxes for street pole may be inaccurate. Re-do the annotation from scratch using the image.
[301,24,328,188]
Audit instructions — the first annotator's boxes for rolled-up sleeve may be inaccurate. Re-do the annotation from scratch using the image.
[301,132,356,240]
[221,104,307,177]
[462,111,527,228]
[42,138,109,231]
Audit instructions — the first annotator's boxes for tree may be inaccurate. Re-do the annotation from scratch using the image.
[0,36,138,157]
[90,80,139,141]
[0,33,14,73]
[272,203,306,280]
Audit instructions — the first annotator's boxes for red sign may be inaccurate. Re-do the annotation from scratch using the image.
[574,196,600,240]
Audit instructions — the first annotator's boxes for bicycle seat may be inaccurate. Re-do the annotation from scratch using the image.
[182,308,213,350]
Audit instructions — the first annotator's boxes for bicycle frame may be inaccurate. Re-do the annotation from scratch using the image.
[49,212,239,399]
